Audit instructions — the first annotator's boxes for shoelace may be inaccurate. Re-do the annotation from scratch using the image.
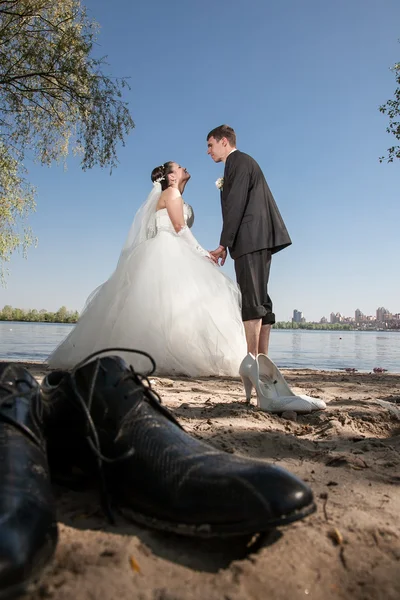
[115,367,183,429]
[0,350,180,524]
[68,347,182,523]
[0,371,44,447]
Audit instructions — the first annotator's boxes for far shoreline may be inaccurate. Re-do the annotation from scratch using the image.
[1,360,400,377]
[1,320,399,332]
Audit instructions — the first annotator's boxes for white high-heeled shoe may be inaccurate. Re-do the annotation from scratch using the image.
[238,353,257,402]
[239,353,326,413]
[257,353,326,411]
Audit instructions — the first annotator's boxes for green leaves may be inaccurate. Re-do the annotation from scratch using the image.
[380,57,400,163]
[0,1,134,278]
[0,141,36,281]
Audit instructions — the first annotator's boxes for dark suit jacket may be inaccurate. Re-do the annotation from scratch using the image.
[220,150,292,259]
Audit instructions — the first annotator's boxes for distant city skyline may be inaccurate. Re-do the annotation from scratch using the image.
[1,302,399,324]
[290,306,399,324]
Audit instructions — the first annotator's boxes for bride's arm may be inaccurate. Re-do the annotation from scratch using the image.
[164,190,210,258]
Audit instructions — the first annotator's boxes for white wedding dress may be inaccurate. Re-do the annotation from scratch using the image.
[48,191,247,376]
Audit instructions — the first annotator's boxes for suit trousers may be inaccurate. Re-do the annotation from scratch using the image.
[234,249,276,325]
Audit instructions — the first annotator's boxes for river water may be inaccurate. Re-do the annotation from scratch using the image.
[0,322,399,372]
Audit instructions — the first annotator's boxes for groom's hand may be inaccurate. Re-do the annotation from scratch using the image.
[209,245,227,266]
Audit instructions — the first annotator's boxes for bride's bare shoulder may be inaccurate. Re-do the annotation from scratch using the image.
[156,187,182,211]
[163,188,182,200]
[159,187,182,206]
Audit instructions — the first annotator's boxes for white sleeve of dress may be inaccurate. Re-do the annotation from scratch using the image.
[177,226,210,258]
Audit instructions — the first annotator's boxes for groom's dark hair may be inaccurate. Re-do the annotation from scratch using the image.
[207,125,236,147]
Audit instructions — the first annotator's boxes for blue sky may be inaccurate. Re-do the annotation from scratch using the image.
[1,0,399,322]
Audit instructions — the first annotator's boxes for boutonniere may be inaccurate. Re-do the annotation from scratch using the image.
[215,177,224,190]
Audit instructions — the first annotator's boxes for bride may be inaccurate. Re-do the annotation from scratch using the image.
[47,162,247,376]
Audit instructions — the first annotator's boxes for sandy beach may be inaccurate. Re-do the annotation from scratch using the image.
[8,363,400,600]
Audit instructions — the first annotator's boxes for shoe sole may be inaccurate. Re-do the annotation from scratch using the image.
[119,501,316,538]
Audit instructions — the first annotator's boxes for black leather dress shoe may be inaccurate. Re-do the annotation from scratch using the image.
[41,353,316,537]
[0,364,58,599]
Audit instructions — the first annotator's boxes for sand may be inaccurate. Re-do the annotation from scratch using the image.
[9,363,400,600]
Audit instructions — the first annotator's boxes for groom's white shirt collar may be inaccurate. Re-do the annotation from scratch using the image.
[223,148,237,163]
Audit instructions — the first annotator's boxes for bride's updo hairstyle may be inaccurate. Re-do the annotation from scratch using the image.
[151,162,174,191]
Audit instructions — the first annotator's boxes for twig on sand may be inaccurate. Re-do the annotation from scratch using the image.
[339,546,348,570]
[319,492,329,521]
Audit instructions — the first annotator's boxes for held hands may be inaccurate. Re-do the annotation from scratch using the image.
[209,245,227,266]
[207,253,219,265]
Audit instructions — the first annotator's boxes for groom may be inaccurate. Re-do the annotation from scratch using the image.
[207,125,292,357]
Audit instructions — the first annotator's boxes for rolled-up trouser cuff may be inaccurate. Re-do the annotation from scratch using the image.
[242,305,276,325]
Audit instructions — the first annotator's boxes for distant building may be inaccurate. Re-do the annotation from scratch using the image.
[376,307,390,322]
[292,309,303,323]
[320,316,328,324]
[330,312,342,324]
[355,308,364,322]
